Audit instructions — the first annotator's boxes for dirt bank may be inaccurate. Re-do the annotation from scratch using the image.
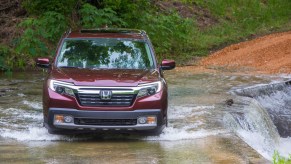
[0,0,26,45]
[180,31,291,74]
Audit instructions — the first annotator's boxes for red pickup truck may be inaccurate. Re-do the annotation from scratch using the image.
[36,28,175,135]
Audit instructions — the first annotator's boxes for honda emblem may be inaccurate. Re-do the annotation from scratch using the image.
[100,90,112,100]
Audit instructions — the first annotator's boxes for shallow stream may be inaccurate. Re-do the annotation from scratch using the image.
[0,70,290,163]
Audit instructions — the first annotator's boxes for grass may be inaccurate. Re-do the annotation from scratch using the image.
[273,151,291,164]
[171,0,291,64]
[1,0,291,70]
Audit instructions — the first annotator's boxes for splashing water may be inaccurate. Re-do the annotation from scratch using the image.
[224,97,280,159]
[0,103,223,142]
[22,100,42,110]
[225,80,291,160]
[0,71,289,163]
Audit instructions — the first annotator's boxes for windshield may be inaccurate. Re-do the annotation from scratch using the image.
[56,38,155,69]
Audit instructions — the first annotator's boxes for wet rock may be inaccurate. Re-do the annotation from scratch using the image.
[8,82,18,86]
[225,99,234,106]
[0,87,18,93]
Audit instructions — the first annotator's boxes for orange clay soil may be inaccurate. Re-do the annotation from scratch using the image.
[179,31,291,74]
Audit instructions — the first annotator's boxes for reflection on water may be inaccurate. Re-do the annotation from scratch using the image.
[0,70,290,163]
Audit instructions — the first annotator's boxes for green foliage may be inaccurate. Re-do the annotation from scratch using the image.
[19,11,68,42]
[102,0,151,25]
[79,4,127,28]
[38,12,68,42]
[0,44,29,71]
[173,0,291,63]
[22,0,79,16]
[2,0,291,70]
[0,45,9,70]
[15,27,48,57]
[16,11,68,59]
[141,13,197,61]
[197,0,291,32]
[273,151,291,164]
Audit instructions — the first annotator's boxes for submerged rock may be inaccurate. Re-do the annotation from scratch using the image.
[225,99,234,106]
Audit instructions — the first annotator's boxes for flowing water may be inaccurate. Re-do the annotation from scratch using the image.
[0,70,290,163]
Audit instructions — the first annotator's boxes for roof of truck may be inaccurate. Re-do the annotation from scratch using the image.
[66,28,148,40]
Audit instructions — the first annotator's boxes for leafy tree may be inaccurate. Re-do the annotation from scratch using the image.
[2,0,289,71]
[22,0,79,16]
[79,4,127,28]
[16,11,68,58]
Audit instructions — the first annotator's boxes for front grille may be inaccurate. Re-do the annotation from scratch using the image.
[77,93,135,107]
[75,118,137,126]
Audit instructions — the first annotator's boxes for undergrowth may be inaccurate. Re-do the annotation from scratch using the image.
[1,0,291,71]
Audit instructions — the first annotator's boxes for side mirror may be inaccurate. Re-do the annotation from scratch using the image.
[36,58,50,68]
[161,59,175,70]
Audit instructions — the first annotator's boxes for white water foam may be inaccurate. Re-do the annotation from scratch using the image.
[23,100,42,110]
[1,127,63,141]
[145,128,225,141]
[278,74,291,79]
[0,107,58,141]
[145,105,223,141]
[0,126,95,142]
[237,130,273,160]
[0,104,222,142]
[278,137,291,158]
[1,107,42,121]
[168,105,214,119]
[17,93,26,97]
[237,130,291,160]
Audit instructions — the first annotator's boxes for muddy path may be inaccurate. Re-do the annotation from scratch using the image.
[181,31,291,74]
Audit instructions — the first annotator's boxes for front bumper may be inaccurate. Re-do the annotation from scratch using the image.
[45,108,165,132]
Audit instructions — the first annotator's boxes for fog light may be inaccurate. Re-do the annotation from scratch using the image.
[138,116,157,124]
[138,117,147,124]
[54,115,64,123]
[64,115,73,123]
[147,116,156,124]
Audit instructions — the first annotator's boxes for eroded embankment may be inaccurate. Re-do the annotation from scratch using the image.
[180,31,291,74]
[201,31,291,74]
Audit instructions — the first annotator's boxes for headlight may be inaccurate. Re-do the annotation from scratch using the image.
[49,80,75,97]
[137,81,162,98]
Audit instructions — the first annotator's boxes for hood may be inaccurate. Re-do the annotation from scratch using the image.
[50,68,160,87]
